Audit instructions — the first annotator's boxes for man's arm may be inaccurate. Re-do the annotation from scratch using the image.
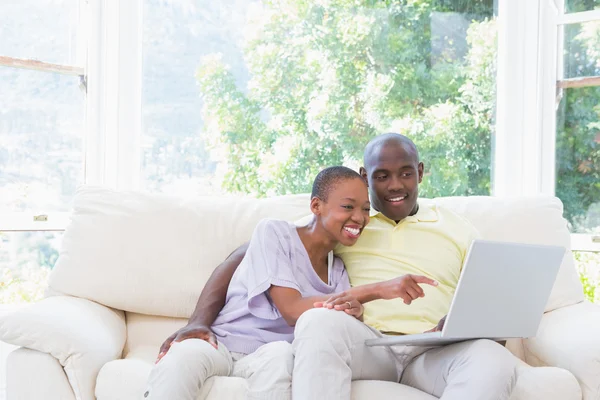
[156,243,249,362]
[188,243,249,325]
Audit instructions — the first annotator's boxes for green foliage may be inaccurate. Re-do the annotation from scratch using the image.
[556,19,600,232]
[197,0,496,197]
[574,251,600,303]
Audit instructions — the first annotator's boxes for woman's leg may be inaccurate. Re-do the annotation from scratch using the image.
[144,339,232,400]
[292,308,400,400]
[231,341,294,400]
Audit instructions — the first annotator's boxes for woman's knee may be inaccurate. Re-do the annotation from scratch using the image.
[294,308,359,338]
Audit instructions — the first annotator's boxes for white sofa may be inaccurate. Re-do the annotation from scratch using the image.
[1,186,600,400]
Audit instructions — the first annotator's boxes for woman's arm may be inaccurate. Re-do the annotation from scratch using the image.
[268,274,438,326]
[268,286,363,326]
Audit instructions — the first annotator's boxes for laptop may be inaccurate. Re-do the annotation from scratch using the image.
[365,240,565,347]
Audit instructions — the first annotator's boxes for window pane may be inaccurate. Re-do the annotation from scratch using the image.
[0,68,84,213]
[556,86,600,234]
[142,0,497,197]
[565,0,600,13]
[0,231,61,304]
[0,0,80,65]
[563,21,600,79]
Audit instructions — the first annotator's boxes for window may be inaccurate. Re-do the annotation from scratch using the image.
[141,0,498,198]
[555,4,600,250]
[0,0,86,304]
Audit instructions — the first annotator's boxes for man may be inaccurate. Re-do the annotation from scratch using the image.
[158,133,517,400]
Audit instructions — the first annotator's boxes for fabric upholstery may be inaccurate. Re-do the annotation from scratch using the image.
[523,302,600,400]
[49,187,311,318]
[7,347,76,400]
[0,296,126,400]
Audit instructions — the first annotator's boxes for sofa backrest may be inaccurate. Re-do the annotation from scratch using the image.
[48,187,583,319]
[430,195,583,312]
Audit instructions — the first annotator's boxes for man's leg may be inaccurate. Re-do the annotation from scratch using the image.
[231,341,294,400]
[400,339,517,400]
[145,339,232,400]
[292,308,400,400]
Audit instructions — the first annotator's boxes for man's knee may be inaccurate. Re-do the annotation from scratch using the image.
[259,341,293,373]
[464,340,517,383]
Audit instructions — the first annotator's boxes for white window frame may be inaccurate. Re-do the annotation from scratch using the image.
[0,0,142,233]
[494,0,600,251]
[0,0,89,233]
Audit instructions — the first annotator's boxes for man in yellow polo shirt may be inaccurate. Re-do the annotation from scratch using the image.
[158,133,517,400]
[290,133,516,400]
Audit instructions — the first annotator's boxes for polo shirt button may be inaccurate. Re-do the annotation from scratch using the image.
[144,391,149,398]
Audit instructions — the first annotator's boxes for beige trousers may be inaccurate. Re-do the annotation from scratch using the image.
[292,308,517,400]
[145,339,293,400]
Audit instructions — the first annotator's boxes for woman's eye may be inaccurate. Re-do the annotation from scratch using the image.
[342,205,353,210]
[402,173,412,178]
[363,208,371,212]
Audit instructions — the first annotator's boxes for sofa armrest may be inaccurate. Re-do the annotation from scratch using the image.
[523,302,600,400]
[0,296,126,400]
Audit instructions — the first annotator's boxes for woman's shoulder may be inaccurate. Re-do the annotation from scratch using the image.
[255,218,295,233]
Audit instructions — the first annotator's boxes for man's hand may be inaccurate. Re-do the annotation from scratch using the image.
[314,294,364,319]
[378,274,439,305]
[156,324,217,363]
[425,315,447,333]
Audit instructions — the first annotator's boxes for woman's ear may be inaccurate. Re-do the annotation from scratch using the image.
[310,196,322,215]
[359,167,369,186]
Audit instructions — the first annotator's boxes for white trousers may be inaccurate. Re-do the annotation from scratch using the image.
[292,308,517,400]
[145,339,293,400]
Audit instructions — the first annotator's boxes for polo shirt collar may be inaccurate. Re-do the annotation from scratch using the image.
[370,201,439,223]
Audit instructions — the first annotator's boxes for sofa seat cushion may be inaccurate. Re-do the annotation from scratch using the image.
[95,357,248,400]
[96,346,437,400]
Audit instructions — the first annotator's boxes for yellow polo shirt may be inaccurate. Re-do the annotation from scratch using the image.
[335,201,479,334]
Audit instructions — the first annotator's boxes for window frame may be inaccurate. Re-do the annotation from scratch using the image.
[541,0,600,251]
[0,0,89,232]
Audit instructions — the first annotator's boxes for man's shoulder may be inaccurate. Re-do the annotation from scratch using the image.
[420,201,478,238]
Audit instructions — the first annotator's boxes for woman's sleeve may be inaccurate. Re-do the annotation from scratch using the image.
[244,220,302,320]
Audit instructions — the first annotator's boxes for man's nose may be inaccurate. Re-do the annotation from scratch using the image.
[388,175,404,192]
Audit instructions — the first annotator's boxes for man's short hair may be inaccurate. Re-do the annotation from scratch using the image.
[311,166,363,202]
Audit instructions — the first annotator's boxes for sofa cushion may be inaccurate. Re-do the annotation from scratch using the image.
[97,345,438,400]
[49,187,582,319]
[49,186,311,318]
[431,196,583,311]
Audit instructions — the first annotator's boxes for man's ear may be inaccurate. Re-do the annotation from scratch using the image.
[359,167,369,186]
[417,162,424,183]
[310,196,322,215]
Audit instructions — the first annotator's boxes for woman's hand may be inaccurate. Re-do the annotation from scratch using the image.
[314,293,364,319]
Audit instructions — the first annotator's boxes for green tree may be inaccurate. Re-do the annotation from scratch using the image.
[197,0,496,197]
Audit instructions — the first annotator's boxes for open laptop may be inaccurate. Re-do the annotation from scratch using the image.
[365,240,565,347]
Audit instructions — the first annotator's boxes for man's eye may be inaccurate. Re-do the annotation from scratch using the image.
[402,173,412,177]
[375,175,387,180]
